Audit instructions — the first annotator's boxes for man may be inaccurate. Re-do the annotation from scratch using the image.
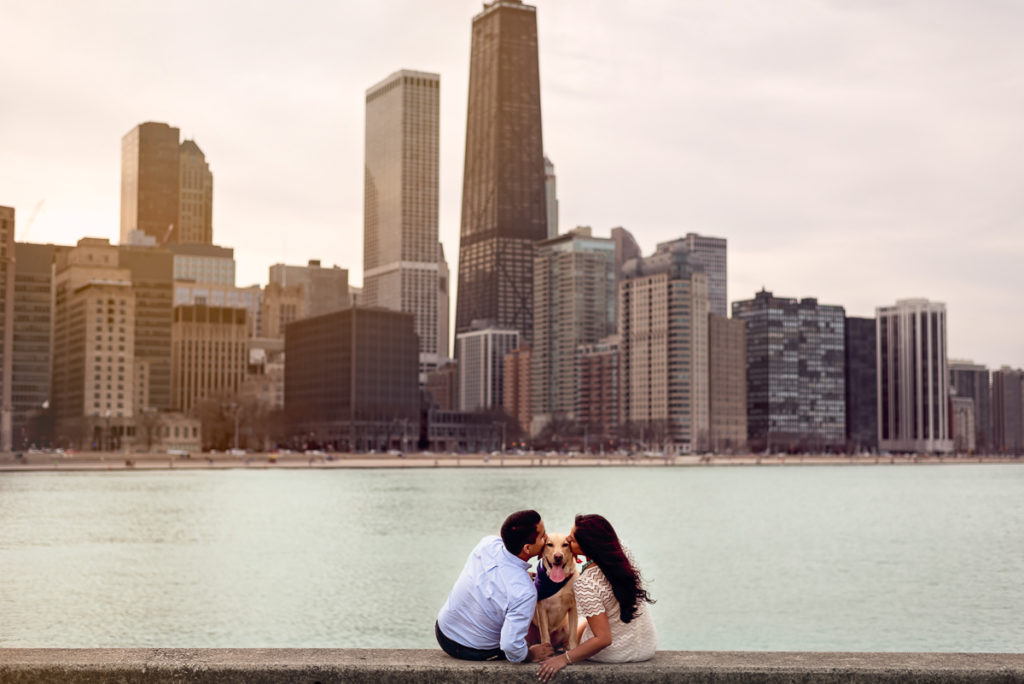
[436,509,555,663]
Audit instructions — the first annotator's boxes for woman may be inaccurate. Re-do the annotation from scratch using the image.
[537,514,657,681]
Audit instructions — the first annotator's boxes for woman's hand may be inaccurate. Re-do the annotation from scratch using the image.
[536,653,568,682]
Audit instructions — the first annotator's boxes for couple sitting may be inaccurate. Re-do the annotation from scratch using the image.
[435,509,656,679]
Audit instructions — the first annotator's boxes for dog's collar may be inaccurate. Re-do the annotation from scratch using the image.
[535,562,572,601]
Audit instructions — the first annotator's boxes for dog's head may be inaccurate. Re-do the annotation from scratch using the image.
[540,532,577,584]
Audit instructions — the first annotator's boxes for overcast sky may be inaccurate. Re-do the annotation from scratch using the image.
[2,0,1022,369]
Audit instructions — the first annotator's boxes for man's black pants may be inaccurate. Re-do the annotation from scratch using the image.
[435,621,506,661]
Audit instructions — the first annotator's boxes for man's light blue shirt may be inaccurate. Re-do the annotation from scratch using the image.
[437,535,537,663]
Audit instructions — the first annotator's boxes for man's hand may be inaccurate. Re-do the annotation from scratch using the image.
[526,642,554,662]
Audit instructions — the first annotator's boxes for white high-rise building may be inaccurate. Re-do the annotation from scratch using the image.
[876,298,952,453]
[363,70,443,380]
[456,324,519,412]
[544,156,558,239]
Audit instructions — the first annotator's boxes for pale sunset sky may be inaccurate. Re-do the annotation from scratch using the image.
[1,0,1022,369]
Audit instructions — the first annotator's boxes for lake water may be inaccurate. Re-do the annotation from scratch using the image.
[1,464,1022,652]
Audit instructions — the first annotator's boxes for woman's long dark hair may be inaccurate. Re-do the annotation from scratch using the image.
[573,514,654,623]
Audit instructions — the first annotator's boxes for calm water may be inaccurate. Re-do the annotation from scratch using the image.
[1,465,1022,652]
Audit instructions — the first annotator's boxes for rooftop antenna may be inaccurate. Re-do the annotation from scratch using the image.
[19,200,45,240]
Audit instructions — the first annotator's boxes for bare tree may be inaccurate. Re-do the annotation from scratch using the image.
[135,409,163,452]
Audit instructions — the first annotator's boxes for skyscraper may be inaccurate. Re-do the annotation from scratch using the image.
[949,359,992,452]
[876,299,952,453]
[171,305,248,414]
[0,206,14,451]
[285,307,420,452]
[991,367,1023,454]
[456,324,519,412]
[456,0,547,341]
[363,70,443,374]
[733,290,846,452]
[177,140,213,245]
[611,227,641,294]
[845,316,878,452]
[118,244,174,411]
[544,156,558,239]
[577,336,620,449]
[708,314,747,452]
[620,244,709,453]
[531,228,616,428]
[656,233,728,318]
[120,122,214,246]
[52,239,137,449]
[12,242,63,449]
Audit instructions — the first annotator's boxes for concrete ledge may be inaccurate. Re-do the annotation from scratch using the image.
[1,649,1023,683]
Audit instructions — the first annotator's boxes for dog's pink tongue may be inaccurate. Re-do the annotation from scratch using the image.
[549,566,566,583]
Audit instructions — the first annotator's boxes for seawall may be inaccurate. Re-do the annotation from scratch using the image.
[1,649,1023,683]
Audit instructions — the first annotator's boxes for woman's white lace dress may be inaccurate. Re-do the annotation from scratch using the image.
[574,563,657,662]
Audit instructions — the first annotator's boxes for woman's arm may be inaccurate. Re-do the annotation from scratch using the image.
[536,613,611,682]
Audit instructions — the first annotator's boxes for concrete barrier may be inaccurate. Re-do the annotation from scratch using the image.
[1,649,1023,683]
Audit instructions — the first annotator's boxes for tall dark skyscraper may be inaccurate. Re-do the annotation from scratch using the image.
[732,290,846,452]
[455,0,547,340]
[844,316,878,452]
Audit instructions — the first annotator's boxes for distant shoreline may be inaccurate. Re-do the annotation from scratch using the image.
[0,451,1020,472]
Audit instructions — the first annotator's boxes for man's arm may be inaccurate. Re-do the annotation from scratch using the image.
[500,591,543,662]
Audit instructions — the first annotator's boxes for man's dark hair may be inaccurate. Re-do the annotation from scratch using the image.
[500,509,541,555]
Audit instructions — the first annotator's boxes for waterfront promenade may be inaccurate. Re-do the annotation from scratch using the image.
[0,450,1018,472]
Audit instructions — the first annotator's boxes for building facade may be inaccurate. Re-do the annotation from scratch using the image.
[118,245,174,411]
[455,0,547,340]
[531,228,616,427]
[177,140,213,245]
[0,207,14,450]
[844,316,878,453]
[168,243,234,286]
[285,306,419,451]
[950,395,976,454]
[656,233,728,318]
[364,70,445,375]
[503,346,532,436]
[948,359,992,452]
[268,260,348,318]
[174,282,260,337]
[260,282,305,339]
[425,360,459,411]
[577,336,619,449]
[619,244,709,453]
[12,242,62,449]
[733,290,846,452]
[991,367,1023,454]
[708,314,747,453]
[171,305,248,414]
[52,239,137,449]
[120,122,213,245]
[456,324,519,413]
[876,299,952,453]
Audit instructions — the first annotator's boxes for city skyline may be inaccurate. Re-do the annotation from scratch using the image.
[2,1,1023,370]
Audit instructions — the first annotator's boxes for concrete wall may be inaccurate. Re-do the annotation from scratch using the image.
[1,649,1023,683]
